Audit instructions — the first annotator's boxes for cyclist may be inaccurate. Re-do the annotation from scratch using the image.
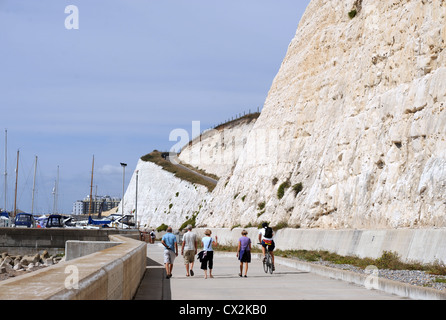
[258,222,275,271]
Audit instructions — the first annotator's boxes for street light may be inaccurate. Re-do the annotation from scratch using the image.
[120,162,127,229]
[135,170,139,230]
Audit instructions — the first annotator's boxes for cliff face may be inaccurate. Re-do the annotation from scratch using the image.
[124,116,257,230]
[124,0,446,230]
[178,114,258,178]
[119,160,211,230]
[196,0,446,229]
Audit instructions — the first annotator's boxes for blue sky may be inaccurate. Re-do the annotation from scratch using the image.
[0,0,310,214]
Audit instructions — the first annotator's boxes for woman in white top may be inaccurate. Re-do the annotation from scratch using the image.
[200,229,218,279]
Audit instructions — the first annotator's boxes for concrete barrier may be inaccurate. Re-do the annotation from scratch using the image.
[0,227,140,256]
[191,227,446,265]
[65,240,121,261]
[0,235,146,300]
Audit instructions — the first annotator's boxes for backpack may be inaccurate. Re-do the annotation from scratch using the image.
[264,227,273,238]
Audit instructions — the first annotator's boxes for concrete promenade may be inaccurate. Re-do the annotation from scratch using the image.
[134,242,405,301]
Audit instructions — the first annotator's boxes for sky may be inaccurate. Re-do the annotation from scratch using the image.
[0,0,310,214]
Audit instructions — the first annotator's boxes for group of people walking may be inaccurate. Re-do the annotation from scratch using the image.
[161,225,218,279]
[160,222,275,279]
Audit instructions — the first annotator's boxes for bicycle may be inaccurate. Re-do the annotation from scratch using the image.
[258,243,274,274]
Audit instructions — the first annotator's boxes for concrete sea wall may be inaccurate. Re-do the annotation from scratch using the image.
[0,227,140,256]
[0,234,146,300]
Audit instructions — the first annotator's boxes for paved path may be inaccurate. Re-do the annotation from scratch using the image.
[134,243,406,301]
[174,161,218,185]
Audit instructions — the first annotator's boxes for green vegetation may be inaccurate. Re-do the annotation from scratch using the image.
[348,0,362,19]
[274,221,289,231]
[277,181,290,199]
[434,278,446,284]
[179,213,198,231]
[257,201,266,217]
[156,223,168,232]
[348,9,357,19]
[276,250,446,275]
[141,151,216,192]
[292,183,303,197]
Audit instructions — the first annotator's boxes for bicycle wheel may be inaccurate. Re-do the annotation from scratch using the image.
[263,255,269,273]
[267,254,273,274]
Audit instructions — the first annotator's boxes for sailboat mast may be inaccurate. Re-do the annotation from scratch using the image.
[89,155,94,215]
[4,129,7,212]
[31,156,37,214]
[52,166,59,214]
[13,150,19,217]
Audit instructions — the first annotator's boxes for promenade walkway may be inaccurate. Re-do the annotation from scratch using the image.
[134,242,405,301]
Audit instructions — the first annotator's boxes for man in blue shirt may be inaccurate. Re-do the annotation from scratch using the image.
[161,226,178,279]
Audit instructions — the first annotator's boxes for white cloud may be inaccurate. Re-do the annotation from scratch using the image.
[97,164,123,175]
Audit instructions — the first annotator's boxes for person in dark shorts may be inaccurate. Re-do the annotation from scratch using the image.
[258,222,275,271]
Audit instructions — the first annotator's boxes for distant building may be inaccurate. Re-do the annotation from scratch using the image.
[72,195,120,215]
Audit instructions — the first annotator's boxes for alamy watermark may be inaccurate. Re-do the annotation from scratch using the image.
[64,265,79,290]
[364,265,380,290]
[65,5,79,30]
[168,121,284,173]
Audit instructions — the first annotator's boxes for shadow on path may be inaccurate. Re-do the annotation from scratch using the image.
[206,271,309,279]
[133,257,172,300]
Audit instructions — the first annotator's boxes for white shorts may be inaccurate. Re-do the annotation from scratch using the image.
[164,249,176,264]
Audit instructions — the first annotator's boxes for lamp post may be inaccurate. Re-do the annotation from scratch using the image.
[135,170,138,230]
[120,162,127,229]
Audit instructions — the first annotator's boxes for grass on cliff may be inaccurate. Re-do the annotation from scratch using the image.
[213,112,260,131]
[141,151,216,192]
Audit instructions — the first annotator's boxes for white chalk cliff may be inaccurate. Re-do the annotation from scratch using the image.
[125,0,446,230]
[178,115,258,178]
[119,116,257,230]
[118,160,211,230]
[199,0,446,229]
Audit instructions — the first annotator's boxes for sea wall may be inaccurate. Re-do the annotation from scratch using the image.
[0,234,146,300]
[0,228,139,255]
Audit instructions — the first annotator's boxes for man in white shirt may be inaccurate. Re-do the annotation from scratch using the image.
[181,225,198,276]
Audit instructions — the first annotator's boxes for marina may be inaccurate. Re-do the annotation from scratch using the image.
[0,212,136,230]
[1,130,131,231]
